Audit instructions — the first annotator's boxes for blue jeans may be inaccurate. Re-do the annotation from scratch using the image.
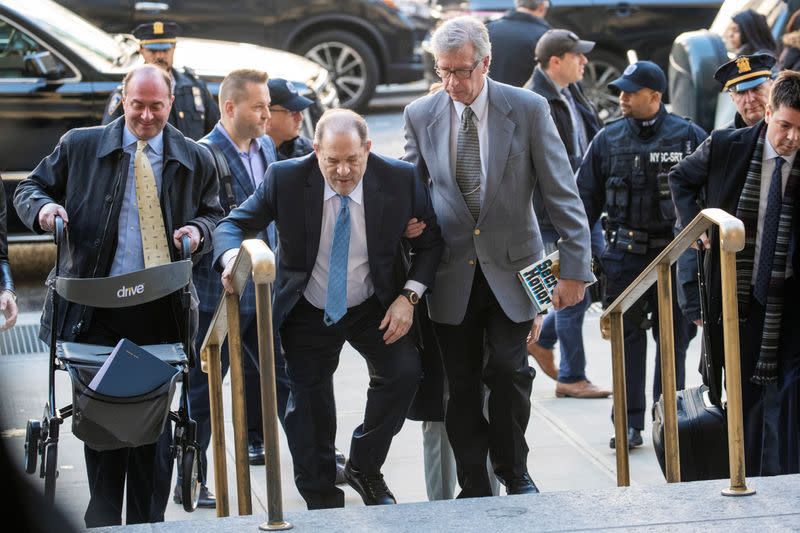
[537,222,605,383]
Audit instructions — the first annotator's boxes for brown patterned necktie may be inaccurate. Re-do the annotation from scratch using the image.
[134,140,171,268]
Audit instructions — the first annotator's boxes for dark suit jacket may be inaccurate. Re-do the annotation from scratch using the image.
[213,152,444,332]
[193,127,277,314]
[487,10,550,87]
[14,118,223,342]
[669,121,800,376]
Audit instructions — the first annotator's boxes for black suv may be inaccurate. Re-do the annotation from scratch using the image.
[56,0,429,111]
[427,0,722,119]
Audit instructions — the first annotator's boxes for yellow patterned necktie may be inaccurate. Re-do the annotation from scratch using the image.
[134,140,171,268]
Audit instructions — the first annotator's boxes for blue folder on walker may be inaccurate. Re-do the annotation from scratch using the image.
[517,251,593,314]
[88,338,178,397]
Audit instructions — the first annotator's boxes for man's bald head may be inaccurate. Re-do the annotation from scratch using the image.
[313,109,369,147]
[122,64,172,99]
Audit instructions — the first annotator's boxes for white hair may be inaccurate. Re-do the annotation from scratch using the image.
[430,16,491,63]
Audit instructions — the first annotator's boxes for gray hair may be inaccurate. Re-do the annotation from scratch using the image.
[515,0,546,9]
[122,64,172,98]
[314,108,369,146]
[430,16,491,63]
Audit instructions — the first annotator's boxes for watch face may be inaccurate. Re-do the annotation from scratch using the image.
[405,290,419,304]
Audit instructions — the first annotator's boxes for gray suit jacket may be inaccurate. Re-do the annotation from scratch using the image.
[403,78,593,325]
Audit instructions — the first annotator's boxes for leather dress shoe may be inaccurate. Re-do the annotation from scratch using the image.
[555,380,611,399]
[527,343,558,380]
[343,461,396,505]
[609,427,643,449]
[248,441,266,466]
[173,483,216,508]
[505,473,540,495]
[335,448,347,485]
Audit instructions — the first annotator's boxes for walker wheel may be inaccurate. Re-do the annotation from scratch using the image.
[24,419,41,474]
[181,444,200,512]
[43,442,58,504]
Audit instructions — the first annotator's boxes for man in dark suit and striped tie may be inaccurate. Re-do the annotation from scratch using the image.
[670,70,800,476]
[213,109,444,509]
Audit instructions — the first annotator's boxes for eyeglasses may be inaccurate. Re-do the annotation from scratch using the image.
[269,107,302,115]
[434,59,482,80]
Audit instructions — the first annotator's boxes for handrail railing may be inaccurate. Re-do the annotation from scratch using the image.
[199,239,292,530]
[599,208,755,497]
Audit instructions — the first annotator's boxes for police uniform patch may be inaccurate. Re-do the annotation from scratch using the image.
[192,86,205,113]
[623,64,637,76]
[106,93,122,116]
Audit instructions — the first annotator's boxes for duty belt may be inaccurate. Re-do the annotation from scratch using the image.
[608,226,672,255]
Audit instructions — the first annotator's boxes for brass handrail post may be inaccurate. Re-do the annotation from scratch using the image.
[205,344,230,517]
[256,283,291,531]
[609,311,630,486]
[719,248,755,497]
[656,263,680,483]
[226,294,253,514]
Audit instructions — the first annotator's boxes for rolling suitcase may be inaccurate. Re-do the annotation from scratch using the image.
[652,243,729,481]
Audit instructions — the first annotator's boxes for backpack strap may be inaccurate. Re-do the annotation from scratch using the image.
[198,139,236,212]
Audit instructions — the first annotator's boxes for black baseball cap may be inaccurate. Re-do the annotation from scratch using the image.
[608,61,666,94]
[268,78,313,112]
[133,22,179,50]
[535,29,595,63]
[714,53,776,93]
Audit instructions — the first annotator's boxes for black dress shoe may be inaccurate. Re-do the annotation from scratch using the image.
[197,485,216,508]
[335,449,347,485]
[343,461,396,505]
[505,473,539,495]
[173,483,216,508]
[609,427,644,449]
[248,441,266,465]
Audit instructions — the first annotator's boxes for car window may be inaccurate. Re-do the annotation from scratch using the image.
[0,19,46,78]
[5,0,125,71]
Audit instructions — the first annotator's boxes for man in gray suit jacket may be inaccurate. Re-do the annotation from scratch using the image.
[403,16,593,497]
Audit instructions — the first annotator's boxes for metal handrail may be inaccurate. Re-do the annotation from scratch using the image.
[199,239,292,530]
[599,208,755,497]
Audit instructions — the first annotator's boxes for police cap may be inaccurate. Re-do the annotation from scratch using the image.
[268,78,313,112]
[714,53,776,93]
[133,21,179,51]
[608,61,666,94]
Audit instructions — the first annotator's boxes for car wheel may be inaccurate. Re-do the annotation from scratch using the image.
[583,50,626,122]
[298,30,379,111]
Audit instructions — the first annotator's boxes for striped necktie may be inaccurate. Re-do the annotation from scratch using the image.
[456,106,481,220]
[134,140,171,268]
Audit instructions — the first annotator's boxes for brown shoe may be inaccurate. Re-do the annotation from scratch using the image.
[555,380,611,398]
[527,343,558,380]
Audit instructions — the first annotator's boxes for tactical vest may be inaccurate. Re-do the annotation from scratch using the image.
[603,113,697,236]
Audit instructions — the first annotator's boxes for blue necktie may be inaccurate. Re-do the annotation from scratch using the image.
[324,195,351,326]
[754,156,785,304]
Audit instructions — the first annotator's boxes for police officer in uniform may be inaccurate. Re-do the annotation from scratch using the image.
[577,61,707,448]
[716,53,776,130]
[102,22,220,140]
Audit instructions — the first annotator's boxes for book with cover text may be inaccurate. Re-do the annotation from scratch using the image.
[88,338,178,397]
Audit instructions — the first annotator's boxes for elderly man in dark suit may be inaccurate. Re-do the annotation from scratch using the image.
[213,109,443,509]
[670,70,800,476]
[403,16,593,497]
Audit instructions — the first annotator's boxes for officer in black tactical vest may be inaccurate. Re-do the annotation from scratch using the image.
[102,22,220,140]
[576,61,707,449]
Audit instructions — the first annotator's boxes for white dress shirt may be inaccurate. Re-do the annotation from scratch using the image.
[223,174,427,308]
[450,79,489,205]
[753,140,795,284]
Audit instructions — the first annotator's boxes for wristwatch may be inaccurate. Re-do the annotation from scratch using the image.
[401,289,420,305]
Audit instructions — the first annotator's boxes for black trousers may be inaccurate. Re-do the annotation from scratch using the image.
[739,279,800,476]
[78,299,177,527]
[433,265,534,498]
[188,309,290,485]
[280,296,421,509]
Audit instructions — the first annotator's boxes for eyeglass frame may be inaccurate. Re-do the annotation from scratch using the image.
[434,58,484,80]
[268,106,303,115]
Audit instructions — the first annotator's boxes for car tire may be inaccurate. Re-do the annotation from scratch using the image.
[298,30,379,111]
[582,49,627,122]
